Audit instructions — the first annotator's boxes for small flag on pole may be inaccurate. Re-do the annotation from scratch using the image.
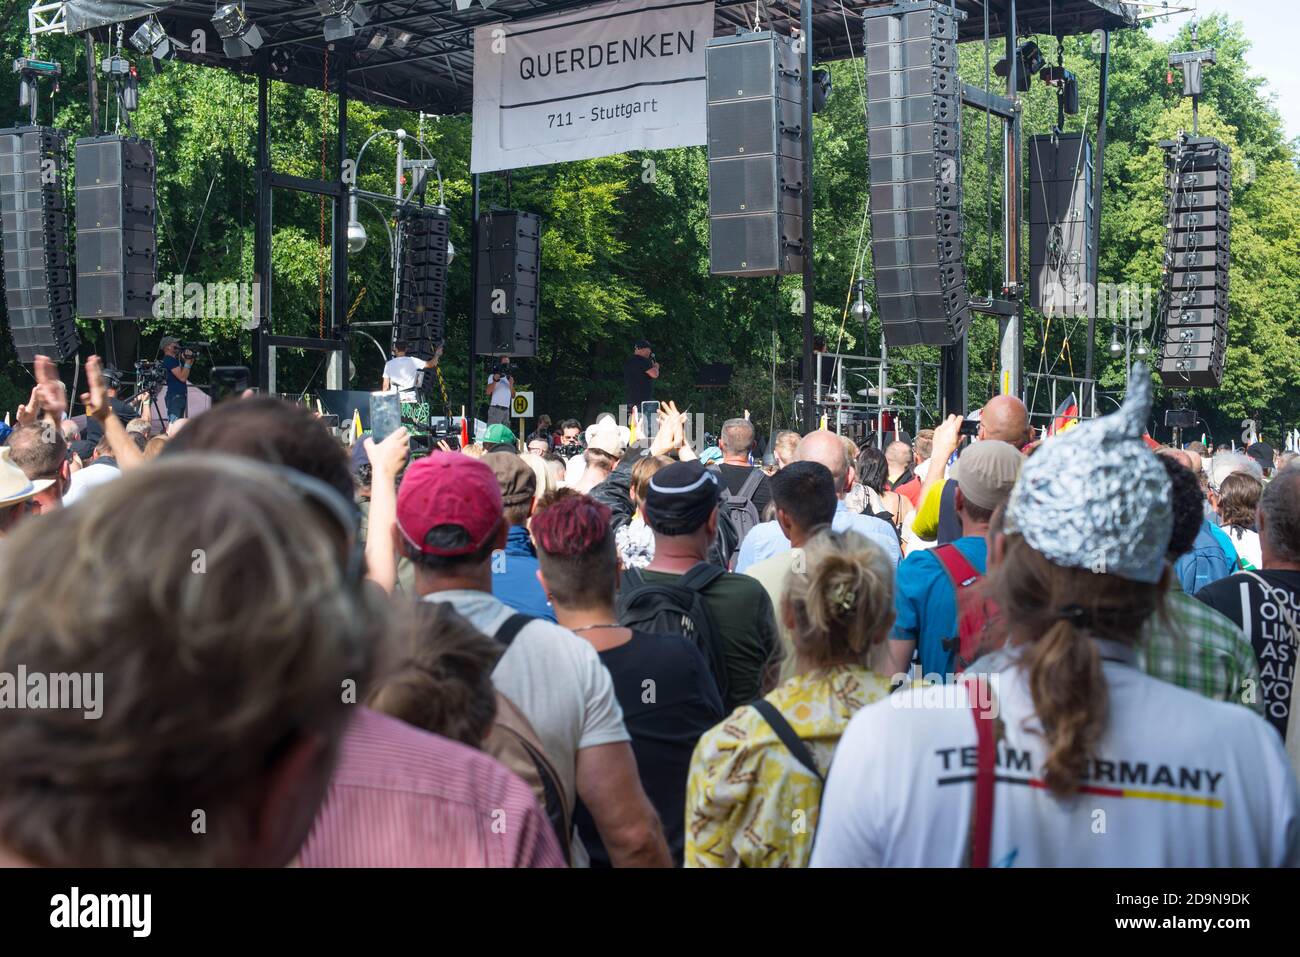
[1048,393,1080,436]
[352,408,362,441]
[460,414,470,449]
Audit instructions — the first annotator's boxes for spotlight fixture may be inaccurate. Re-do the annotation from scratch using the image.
[994,40,1044,93]
[391,31,414,50]
[811,69,832,113]
[130,16,174,61]
[364,28,388,53]
[314,0,370,42]
[211,3,264,59]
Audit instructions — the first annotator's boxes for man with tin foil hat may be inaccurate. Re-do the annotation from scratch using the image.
[813,366,1300,867]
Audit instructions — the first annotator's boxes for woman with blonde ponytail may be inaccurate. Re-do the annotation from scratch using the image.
[812,367,1300,867]
[684,528,896,867]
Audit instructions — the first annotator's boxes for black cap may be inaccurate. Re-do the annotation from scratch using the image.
[633,339,651,350]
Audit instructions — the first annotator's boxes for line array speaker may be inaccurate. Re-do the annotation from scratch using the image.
[1157,135,1230,389]
[475,210,540,357]
[864,1,970,347]
[706,30,805,277]
[393,203,450,361]
[0,126,77,362]
[74,134,157,320]
[1028,132,1094,316]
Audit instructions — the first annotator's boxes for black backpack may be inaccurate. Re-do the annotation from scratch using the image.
[616,562,731,705]
[711,466,765,570]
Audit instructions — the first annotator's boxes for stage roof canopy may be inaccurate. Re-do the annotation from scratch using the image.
[67,0,1140,114]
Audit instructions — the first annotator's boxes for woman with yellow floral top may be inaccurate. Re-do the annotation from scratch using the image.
[684,527,896,867]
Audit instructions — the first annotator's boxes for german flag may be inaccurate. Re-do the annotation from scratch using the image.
[1049,393,1080,436]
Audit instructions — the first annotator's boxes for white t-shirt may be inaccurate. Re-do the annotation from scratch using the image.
[488,372,513,408]
[422,589,629,838]
[811,650,1300,867]
[383,356,422,391]
[64,461,120,506]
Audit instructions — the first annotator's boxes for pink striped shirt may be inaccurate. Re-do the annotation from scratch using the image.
[299,707,565,867]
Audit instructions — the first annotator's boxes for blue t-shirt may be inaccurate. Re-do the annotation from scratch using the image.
[163,356,187,399]
[891,535,988,680]
[1174,518,1236,595]
[490,524,556,622]
[735,501,902,572]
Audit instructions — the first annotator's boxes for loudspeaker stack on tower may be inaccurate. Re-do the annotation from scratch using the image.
[475,210,540,357]
[1028,132,1094,317]
[394,204,451,360]
[705,30,805,276]
[863,2,970,347]
[1157,135,1230,388]
[74,135,156,321]
[0,126,77,362]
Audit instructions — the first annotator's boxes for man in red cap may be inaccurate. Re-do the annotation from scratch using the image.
[397,453,671,867]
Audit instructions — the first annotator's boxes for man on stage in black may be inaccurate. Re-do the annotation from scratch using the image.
[622,338,660,413]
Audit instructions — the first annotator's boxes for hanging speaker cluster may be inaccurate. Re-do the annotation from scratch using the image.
[705,31,805,277]
[394,203,450,361]
[0,126,77,362]
[74,134,157,320]
[1157,135,1230,389]
[863,1,970,347]
[1028,132,1094,317]
[475,210,539,357]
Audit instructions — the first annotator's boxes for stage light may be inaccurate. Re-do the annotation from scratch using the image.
[994,40,1044,93]
[130,16,174,61]
[314,0,370,41]
[811,69,832,113]
[347,218,368,253]
[392,31,414,49]
[365,29,387,52]
[211,3,264,59]
[269,47,294,76]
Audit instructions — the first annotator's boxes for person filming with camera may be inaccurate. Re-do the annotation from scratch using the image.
[159,336,195,423]
[486,355,515,426]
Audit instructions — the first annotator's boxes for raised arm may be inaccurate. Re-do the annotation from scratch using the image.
[81,356,144,471]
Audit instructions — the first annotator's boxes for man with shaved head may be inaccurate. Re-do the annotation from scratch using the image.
[913,394,1031,546]
[884,440,914,490]
[734,429,901,572]
[977,394,1031,447]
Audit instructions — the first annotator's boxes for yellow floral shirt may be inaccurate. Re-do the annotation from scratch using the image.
[684,664,892,867]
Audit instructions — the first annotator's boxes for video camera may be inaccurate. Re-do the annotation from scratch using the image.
[488,357,514,379]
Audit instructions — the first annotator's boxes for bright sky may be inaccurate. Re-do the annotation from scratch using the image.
[1147,0,1300,141]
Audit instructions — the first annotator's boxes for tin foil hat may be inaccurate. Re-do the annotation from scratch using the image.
[1004,363,1172,583]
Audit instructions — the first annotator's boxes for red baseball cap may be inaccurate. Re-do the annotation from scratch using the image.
[396,452,503,556]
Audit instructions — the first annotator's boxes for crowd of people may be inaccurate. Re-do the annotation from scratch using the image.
[0,349,1297,868]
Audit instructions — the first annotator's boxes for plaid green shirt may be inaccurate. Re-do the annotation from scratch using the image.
[1137,583,1265,715]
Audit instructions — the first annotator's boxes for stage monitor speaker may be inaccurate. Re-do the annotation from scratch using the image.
[74,134,156,320]
[475,210,540,357]
[0,126,77,363]
[863,1,970,347]
[394,203,450,361]
[1028,132,1094,316]
[706,31,804,277]
[1157,136,1230,389]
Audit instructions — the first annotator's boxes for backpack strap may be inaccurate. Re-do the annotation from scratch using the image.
[933,544,982,589]
[750,699,824,784]
[495,613,536,649]
[679,561,726,592]
[736,467,765,501]
[966,675,997,868]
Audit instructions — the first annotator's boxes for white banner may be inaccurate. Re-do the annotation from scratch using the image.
[471,0,714,173]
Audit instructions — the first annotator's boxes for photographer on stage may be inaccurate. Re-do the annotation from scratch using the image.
[159,337,194,423]
[486,355,515,426]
